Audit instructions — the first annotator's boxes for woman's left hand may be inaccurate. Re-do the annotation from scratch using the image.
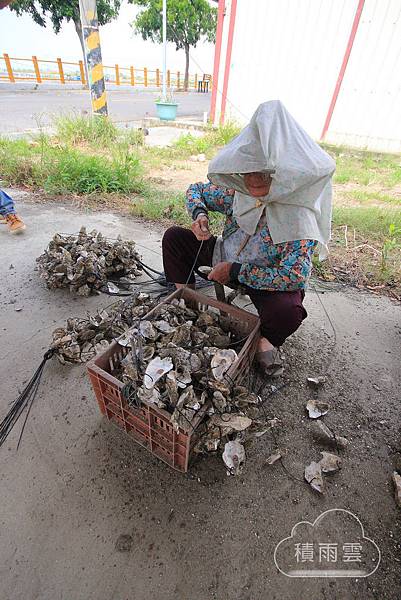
[207,262,233,285]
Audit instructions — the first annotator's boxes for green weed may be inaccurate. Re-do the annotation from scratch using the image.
[122,128,145,146]
[45,149,143,195]
[0,138,45,187]
[173,122,241,159]
[381,223,401,274]
[332,205,401,241]
[54,114,118,146]
[0,137,144,195]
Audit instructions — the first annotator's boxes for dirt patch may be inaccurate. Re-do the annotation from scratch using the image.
[147,160,209,190]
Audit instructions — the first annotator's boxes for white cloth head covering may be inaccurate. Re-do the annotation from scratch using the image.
[207,100,336,259]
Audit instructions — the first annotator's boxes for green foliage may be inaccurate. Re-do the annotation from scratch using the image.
[131,0,217,89]
[44,148,143,195]
[133,0,216,48]
[0,137,144,195]
[10,0,121,73]
[0,138,46,187]
[9,0,121,32]
[173,122,241,158]
[55,115,119,146]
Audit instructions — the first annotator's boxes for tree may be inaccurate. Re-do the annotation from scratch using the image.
[9,1,121,83]
[132,0,216,91]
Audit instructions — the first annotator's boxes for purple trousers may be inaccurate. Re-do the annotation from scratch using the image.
[162,226,307,347]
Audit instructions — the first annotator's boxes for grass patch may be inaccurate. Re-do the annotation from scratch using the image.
[0,136,144,195]
[347,190,400,206]
[173,121,241,158]
[0,137,45,187]
[323,143,401,187]
[332,205,401,284]
[332,205,401,241]
[141,122,242,167]
[44,148,143,195]
[54,114,119,146]
[129,187,224,232]
[173,122,241,158]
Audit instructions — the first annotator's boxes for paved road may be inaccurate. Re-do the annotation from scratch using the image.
[0,82,211,135]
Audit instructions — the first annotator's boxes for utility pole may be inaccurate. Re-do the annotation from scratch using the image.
[78,0,108,116]
[162,0,167,99]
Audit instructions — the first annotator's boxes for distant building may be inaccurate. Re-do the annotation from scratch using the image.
[210,0,401,152]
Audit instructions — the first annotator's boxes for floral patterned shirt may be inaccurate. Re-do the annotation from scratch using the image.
[186,182,317,291]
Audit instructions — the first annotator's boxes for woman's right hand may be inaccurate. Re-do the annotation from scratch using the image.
[191,214,212,241]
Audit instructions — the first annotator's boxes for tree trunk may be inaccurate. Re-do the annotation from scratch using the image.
[184,43,190,92]
[73,17,89,89]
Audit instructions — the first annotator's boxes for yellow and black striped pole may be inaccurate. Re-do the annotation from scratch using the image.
[78,0,108,116]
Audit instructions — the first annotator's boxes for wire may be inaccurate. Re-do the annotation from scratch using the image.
[310,282,338,376]
[0,349,55,449]
[185,240,204,286]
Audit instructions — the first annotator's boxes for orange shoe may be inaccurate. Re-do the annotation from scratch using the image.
[4,214,26,234]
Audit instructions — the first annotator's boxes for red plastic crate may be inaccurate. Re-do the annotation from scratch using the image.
[87,288,260,472]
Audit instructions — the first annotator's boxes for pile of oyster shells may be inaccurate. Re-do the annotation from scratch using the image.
[117,297,262,462]
[51,292,156,364]
[37,227,143,296]
[51,293,268,473]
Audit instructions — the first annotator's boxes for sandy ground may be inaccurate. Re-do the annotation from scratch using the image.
[1,199,401,600]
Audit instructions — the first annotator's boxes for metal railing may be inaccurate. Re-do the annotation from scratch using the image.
[0,53,210,90]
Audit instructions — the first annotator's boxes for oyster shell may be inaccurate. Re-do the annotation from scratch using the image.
[144,357,173,389]
[138,320,157,340]
[223,441,245,476]
[211,349,238,381]
[174,366,192,388]
[171,324,192,347]
[154,320,175,334]
[166,371,179,406]
[205,326,231,349]
[196,311,218,328]
[137,385,165,408]
[212,391,228,412]
[209,414,252,435]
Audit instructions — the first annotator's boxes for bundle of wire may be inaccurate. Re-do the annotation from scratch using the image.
[0,349,55,449]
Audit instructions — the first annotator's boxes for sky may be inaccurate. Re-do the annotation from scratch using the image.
[0,2,215,74]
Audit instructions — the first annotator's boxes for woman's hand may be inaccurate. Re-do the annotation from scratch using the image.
[191,214,212,241]
[208,262,233,285]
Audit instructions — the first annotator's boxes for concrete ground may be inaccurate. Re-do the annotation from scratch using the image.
[1,198,401,600]
[0,83,211,135]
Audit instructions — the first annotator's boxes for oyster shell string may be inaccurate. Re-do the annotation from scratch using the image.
[0,349,56,450]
